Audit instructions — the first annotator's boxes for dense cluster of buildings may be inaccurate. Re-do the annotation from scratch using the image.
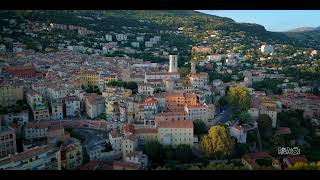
[0,47,216,169]
[0,14,319,170]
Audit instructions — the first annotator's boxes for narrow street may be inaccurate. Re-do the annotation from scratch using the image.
[208,106,233,126]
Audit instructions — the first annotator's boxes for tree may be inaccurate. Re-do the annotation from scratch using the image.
[257,114,272,131]
[218,95,228,107]
[143,140,163,162]
[193,120,207,136]
[178,66,191,78]
[234,143,250,156]
[93,86,100,93]
[286,162,320,170]
[238,111,252,123]
[16,100,23,106]
[175,144,193,163]
[200,125,235,158]
[226,86,251,110]
[153,88,164,94]
[13,104,22,113]
[126,81,138,91]
[163,145,175,160]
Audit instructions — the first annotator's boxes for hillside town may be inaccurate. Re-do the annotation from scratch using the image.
[0,11,320,170]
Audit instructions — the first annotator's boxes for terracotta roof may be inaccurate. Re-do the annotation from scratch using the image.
[285,156,308,165]
[113,161,140,170]
[123,124,135,134]
[144,97,158,105]
[156,111,187,117]
[305,93,320,101]
[100,164,113,170]
[48,125,64,132]
[26,121,49,129]
[86,93,104,105]
[135,128,158,134]
[243,152,272,165]
[9,123,19,129]
[110,130,121,138]
[27,89,40,96]
[79,160,104,170]
[158,121,193,129]
[275,127,291,135]
[190,73,208,78]
[0,145,55,166]
[165,92,197,98]
[32,81,51,87]
[124,134,136,141]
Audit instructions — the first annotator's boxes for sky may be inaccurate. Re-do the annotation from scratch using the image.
[197,10,320,32]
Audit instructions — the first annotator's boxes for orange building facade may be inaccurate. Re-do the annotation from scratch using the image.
[165,92,198,112]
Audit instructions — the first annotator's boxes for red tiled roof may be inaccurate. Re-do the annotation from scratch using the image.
[275,127,291,135]
[135,128,158,134]
[100,164,113,170]
[190,73,208,78]
[158,121,193,129]
[32,81,51,87]
[165,92,197,98]
[0,145,55,166]
[9,123,19,129]
[113,161,140,170]
[110,130,121,138]
[26,121,49,129]
[156,111,187,117]
[86,93,104,105]
[243,152,272,165]
[123,124,135,134]
[305,93,320,101]
[124,134,136,141]
[27,89,40,96]
[144,97,158,105]
[48,125,64,132]
[79,160,104,170]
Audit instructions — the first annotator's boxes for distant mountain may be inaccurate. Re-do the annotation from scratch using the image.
[287,27,316,32]
[1,10,320,50]
[285,26,320,49]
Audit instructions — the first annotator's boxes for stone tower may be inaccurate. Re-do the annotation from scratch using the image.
[191,61,196,74]
[169,55,178,73]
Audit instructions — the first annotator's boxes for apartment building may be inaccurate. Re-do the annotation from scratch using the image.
[0,145,61,170]
[0,126,17,158]
[60,137,83,170]
[189,72,209,89]
[85,93,105,119]
[0,82,24,107]
[157,121,194,146]
[165,92,198,112]
[50,99,64,120]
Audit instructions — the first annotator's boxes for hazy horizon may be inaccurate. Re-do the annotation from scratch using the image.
[197,10,320,32]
